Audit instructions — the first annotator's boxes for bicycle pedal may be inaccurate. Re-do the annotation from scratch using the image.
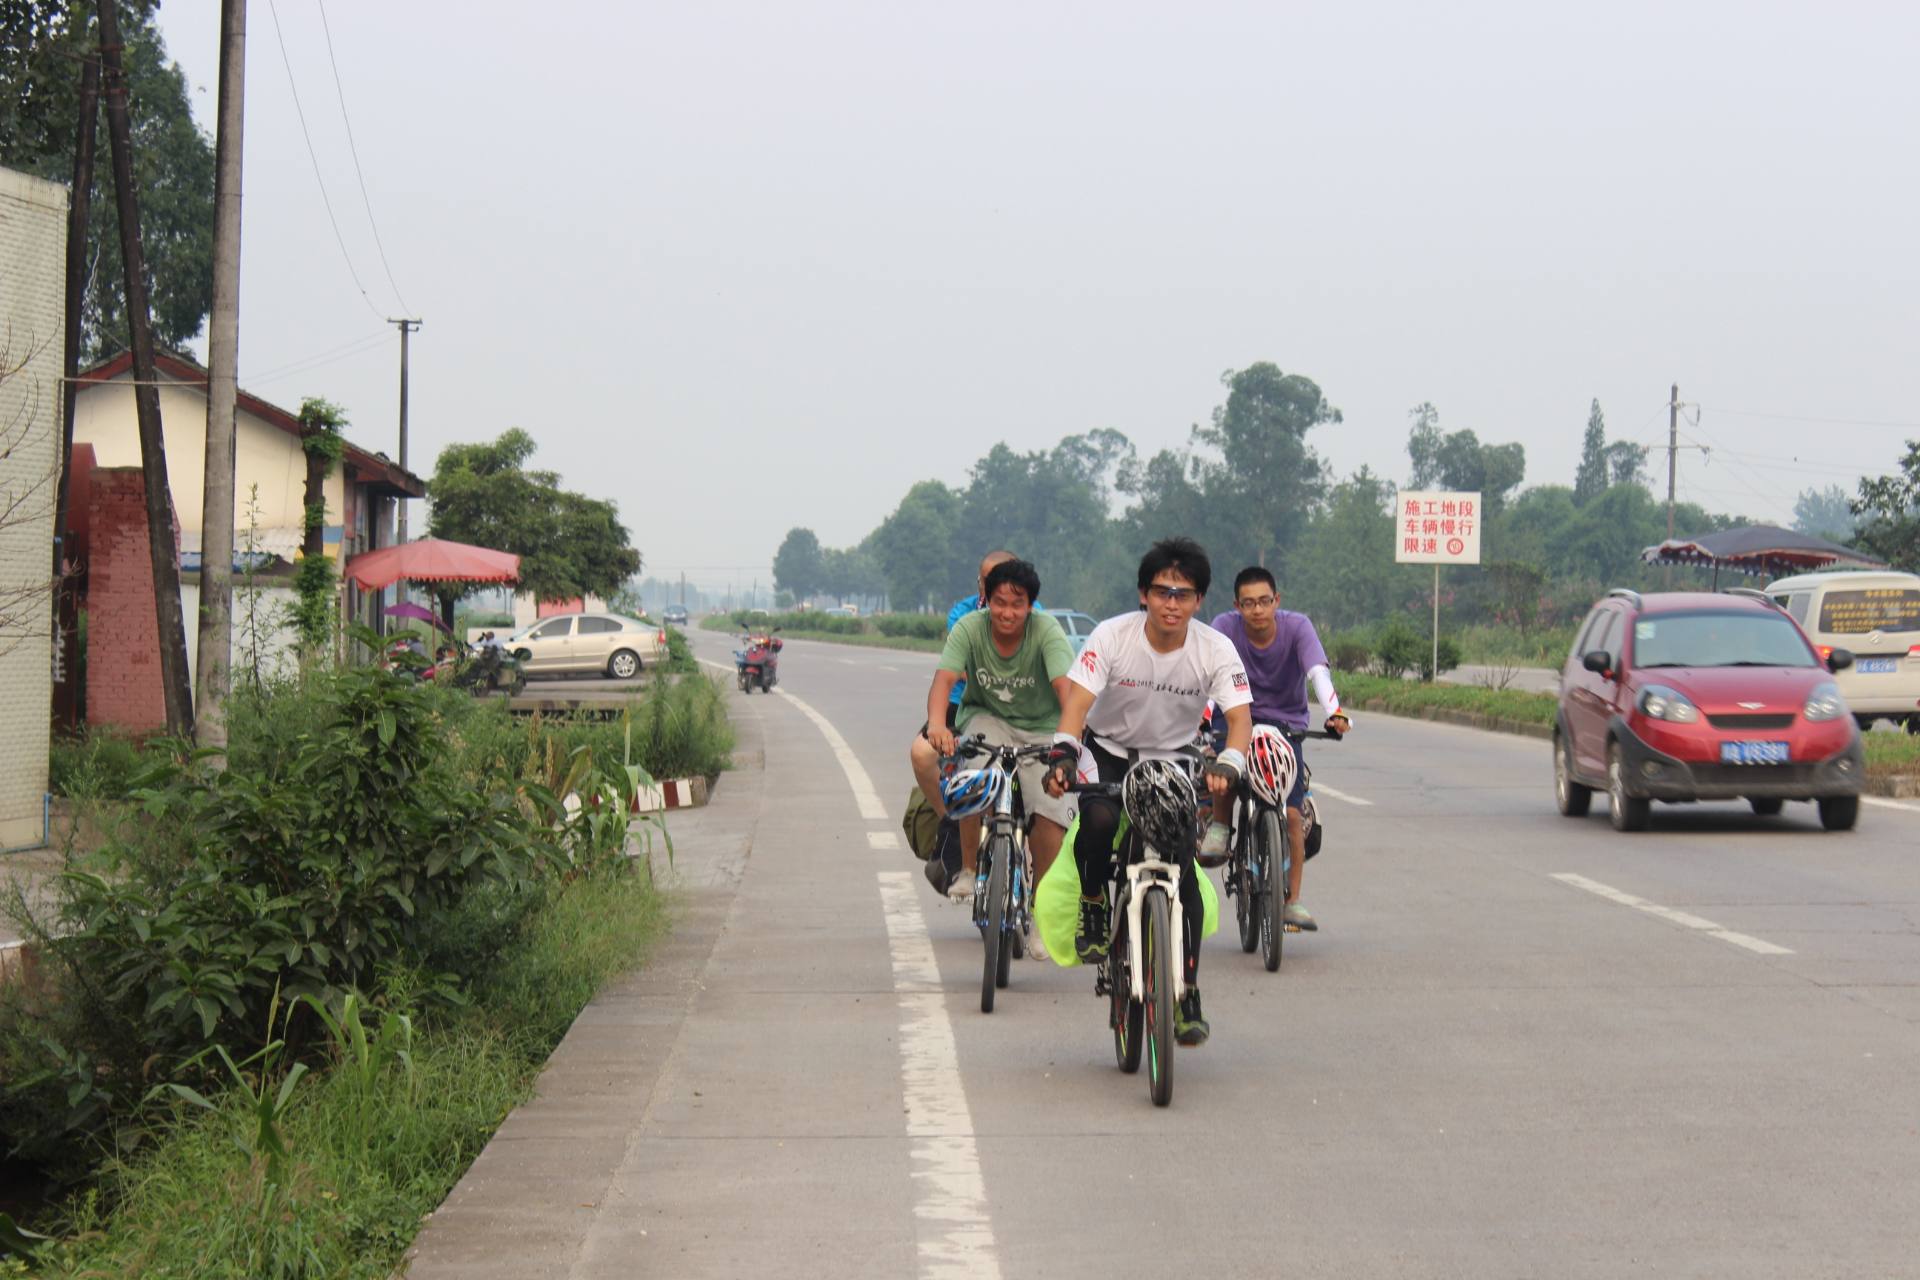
[1283,922,1303,933]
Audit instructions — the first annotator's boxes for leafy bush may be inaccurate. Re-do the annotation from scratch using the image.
[1365,620,1461,681]
[873,613,944,640]
[659,626,697,674]
[1326,630,1372,674]
[47,730,156,800]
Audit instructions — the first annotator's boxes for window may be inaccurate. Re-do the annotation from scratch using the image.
[1632,611,1817,669]
[577,616,621,635]
[1784,593,1811,625]
[1594,611,1624,661]
[1816,588,1920,635]
[1573,607,1610,658]
[531,618,572,640]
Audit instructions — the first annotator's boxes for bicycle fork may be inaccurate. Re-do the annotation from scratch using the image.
[1120,855,1186,1003]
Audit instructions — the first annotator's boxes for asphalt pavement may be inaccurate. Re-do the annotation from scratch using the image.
[408,629,1920,1279]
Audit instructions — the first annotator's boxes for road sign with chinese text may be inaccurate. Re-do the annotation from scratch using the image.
[1394,491,1483,564]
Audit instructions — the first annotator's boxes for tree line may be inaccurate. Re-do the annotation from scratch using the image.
[772,363,1920,637]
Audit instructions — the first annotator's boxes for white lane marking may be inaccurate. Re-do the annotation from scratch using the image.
[878,871,1001,1279]
[779,689,889,821]
[1551,873,1793,955]
[880,665,899,672]
[869,831,903,851]
[1309,783,1372,807]
[1862,796,1920,814]
[696,657,733,673]
[839,658,859,666]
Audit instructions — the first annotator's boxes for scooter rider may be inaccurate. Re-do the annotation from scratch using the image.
[1044,537,1252,1047]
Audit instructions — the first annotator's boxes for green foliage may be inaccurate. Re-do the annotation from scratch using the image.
[772,528,824,599]
[1,1,214,358]
[659,626,697,674]
[1851,440,1920,571]
[1406,402,1526,516]
[289,553,335,654]
[47,728,154,800]
[1793,483,1858,543]
[1339,672,1558,727]
[870,481,964,611]
[1325,629,1372,674]
[873,613,944,640]
[426,429,641,607]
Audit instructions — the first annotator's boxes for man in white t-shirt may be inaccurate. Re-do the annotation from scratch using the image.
[1044,537,1252,1046]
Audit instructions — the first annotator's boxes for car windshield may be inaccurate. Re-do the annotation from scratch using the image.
[1632,611,1816,669]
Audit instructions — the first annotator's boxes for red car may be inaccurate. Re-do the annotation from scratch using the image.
[1554,589,1864,832]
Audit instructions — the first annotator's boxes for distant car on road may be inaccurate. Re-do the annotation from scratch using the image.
[508,612,665,680]
[1046,609,1100,655]
[1764,570,1920,732]
[1553,588,1863,832]
[663,604,689,626]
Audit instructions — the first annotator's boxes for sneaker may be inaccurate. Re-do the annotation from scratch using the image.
[1283,902,1318,932]
[1196,821,1231,869]
[1026,925,1050,963]
[947,871,976,905]
[1075,896,1109,964]
[1175,989,1210,1046]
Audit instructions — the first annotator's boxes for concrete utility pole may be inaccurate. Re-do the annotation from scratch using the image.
[98,0,194,736]
[1664,382,1678,586]
[51,53,99,731]
[195,0,247,751]
[389,317,421,542]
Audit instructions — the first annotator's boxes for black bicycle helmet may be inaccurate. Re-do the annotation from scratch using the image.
[1122,758,1198,860]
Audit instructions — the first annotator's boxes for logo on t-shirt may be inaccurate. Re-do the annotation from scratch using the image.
[1079,648,1098,673]
[1232,671,1249,691]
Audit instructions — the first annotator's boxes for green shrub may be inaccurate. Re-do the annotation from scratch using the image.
[1326,630,1372,674]
[47,730,154,800]
[873,613,944,640]
[659,626,697,674]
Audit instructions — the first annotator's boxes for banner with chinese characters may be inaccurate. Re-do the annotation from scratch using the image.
[1394,491,1483,565]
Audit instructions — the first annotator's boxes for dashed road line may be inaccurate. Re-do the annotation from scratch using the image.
[1551,872,1793,955]
[869,831,903,851]
[878,870,1001,1279]
[1310,783,1372,807]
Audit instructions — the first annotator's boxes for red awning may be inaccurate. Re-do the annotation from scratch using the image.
[343,537,521,591]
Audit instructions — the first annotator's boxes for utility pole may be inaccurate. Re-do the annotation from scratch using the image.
[98,0,194,737]
[389,317,421,542]
[1664,382,1678,586]
[195,0,247,751]
[51,53,99,732]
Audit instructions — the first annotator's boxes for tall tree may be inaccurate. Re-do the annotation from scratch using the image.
[1851,442,1920,571]
[869,482,961,611]
[426,429,641,607]
[3,1,214,356]
[1793,484,1857,543]
[772,527,824,601]
[1573,398,1608,503]
[1406,402,1443,488]
[1189,363,1335,571]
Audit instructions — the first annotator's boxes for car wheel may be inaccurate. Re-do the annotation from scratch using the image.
[608,649,640,680]
[1607,743,1650,832]
[1748,797,1784,817]
[513,649,532,664]
[1554,735,1592,818]
[1817,795,1859,831]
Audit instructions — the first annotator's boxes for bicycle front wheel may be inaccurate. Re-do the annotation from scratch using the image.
[1259,808,1286,973]
[1143,888,1175,1106]
[981,834,1011,1013]
[1234,820,1259,954]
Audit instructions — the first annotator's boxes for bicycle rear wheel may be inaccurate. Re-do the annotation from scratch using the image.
[1143,888,1175,1106]
[1259,808,1286,973]
[1110,893,1141,1073]
[981,834,1011,1012]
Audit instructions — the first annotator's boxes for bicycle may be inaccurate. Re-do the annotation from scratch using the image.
[1222,727,1340,973]
[951,736,1052,1013]
[1067,755,1203,1108]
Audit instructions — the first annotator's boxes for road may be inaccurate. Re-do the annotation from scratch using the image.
[414,629,1920,1279]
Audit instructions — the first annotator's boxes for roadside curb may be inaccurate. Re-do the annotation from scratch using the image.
[1348,697,1920,798]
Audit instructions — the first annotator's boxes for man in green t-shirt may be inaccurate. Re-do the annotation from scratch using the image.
[909,558,1077,909]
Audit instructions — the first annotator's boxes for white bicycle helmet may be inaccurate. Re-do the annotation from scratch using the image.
[1247,725,1298,809]
[941,765,1008,820]
[1121,758,1199,859]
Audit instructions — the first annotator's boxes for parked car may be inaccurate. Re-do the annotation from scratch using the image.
[1765,569,1920,732]
[663,604,689,625]
[1553,588,1863,832]
[507,612,665,679]
[1046,609,1100,655]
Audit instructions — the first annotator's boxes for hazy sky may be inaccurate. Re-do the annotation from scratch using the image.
[154,1,1920,593]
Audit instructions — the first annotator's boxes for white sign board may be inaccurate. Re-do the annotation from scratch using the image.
[1395,491,1483,565]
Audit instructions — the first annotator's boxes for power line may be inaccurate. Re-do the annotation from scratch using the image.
[264,0,382,319]
[246,330,390,384]
[1695,405,1920,431]
[314,0,411,316]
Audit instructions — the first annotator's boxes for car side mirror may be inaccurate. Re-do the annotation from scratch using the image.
[1827,647,1854,672]
[1582,650,1613,676]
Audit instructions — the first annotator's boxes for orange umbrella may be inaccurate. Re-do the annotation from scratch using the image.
[343,537,521,591]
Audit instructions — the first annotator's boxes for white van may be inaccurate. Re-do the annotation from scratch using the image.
[1766,570,1920,728]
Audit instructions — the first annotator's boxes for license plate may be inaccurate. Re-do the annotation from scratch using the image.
[1721,740,1790,765]
[1857,657,1898,674]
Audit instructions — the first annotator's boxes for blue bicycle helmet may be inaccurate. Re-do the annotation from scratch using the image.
[941,765,1008,820]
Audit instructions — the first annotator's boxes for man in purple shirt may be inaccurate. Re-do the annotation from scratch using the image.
[1199,566,1352,931]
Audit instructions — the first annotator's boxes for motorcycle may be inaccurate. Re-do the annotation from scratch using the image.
[440,639,527,697]
[733,629,783,694]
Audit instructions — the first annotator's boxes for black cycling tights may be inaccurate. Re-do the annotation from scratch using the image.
[1075,793,1204,986]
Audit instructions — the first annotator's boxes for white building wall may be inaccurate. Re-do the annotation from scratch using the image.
[0,167,66,847]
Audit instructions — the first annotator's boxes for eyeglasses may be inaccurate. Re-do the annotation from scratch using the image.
[1236,595,1276,610]
[1146,584,1197,605]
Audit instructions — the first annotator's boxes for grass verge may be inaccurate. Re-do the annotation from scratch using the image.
[696,614,942,653]
[27,873,666,1279]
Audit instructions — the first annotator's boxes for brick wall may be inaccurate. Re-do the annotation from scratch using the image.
[0,167,66,847]
[85,468,180,734]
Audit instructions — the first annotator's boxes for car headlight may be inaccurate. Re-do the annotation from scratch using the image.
[1803,682,1847,722]
[1637,684,1699,723]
